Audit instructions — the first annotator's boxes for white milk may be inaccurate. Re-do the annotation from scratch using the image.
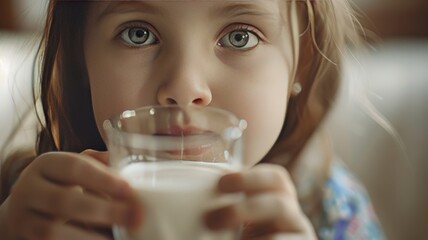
[115,161,240,240]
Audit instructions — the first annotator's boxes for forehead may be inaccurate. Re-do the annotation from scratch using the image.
[89,0,284,20]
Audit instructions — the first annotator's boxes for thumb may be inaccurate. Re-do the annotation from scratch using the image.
[81,149,109,166]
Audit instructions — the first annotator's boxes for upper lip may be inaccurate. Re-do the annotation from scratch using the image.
[154,125,210,136]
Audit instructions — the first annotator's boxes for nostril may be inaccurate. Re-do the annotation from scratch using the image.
[166,98,177,105]
[192,98,204,105]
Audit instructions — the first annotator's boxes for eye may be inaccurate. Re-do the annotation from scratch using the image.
[219,29,259,49]
[120,26,158,47]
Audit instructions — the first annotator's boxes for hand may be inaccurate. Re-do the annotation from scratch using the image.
[0,151,143,240]
[204,164,316,240]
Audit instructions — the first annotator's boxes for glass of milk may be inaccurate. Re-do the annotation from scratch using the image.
[103,105,247,240]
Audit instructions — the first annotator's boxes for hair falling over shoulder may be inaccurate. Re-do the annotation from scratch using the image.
[35,0,363,167]
[262,0,363,167]
[36,0,105,155]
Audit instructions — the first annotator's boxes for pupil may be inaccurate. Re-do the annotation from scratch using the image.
[129,28,149,44]
[136,30,145,38]
[234,34,243,42]
[229,31,249,48]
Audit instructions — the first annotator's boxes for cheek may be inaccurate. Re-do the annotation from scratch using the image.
[84,47,156,141]
[216,52,290,167]
[86,62,127,140]
[240,80,288,168]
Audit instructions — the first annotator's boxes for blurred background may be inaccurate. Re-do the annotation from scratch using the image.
[1,0,427,239]
[1,0,427,37]
[0,0,47,32]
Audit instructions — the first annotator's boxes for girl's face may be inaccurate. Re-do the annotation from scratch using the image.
[84,0,294,167]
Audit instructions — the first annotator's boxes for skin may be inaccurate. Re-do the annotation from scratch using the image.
[0,150,143,240]
[0,1,316,239]
[85,0,291,167]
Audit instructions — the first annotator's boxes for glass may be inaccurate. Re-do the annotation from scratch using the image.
[103,105,247,240]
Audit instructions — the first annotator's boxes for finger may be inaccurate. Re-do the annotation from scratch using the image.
[205,193,305,233]
[204,201,241,231]
[240,193,304,232]
[56,224,110,240]
[21,212,109,240]
[242,233,311,240]
[81,149,109,166]
[241,222,315,240]
[26,177,138,227]
[34,152,144,228]
[241,222,276,239]
[36,152,133,200]
[80,150,112,198]
[218,164,296,196]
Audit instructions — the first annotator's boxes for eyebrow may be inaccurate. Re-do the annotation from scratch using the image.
[97,1,163,23]
[210,1,279,20]
[97,1,280,21]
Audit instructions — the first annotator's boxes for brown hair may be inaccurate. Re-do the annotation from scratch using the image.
[36,0,361,164]
[37,0,105,154]
[263,0,361,167]
[0,0,363,208]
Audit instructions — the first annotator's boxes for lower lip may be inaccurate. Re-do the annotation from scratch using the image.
[156,125,208,136]
[153,127,216,158]
[166,146,209,157]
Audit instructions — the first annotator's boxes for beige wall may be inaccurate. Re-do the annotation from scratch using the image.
[355,0,428,38]
[14,0,48,31]
[0,0,48,32]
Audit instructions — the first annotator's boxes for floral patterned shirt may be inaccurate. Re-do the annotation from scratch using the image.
[317,162,384,240]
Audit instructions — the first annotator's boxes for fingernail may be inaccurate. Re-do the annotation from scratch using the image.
[204,209,225,230]
[218,173,244,193]
[126,206,143,229]
[204,205,239,230]
[115,181,132,199]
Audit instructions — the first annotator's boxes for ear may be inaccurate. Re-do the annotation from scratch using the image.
[290,0,317,95]
[292,27,314,98]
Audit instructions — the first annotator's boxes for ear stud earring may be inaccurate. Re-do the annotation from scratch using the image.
[292,82,302,95]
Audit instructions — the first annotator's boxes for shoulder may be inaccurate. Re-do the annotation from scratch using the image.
[318,160,385,240]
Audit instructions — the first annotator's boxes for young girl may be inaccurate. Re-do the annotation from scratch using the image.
[0,0,384,239]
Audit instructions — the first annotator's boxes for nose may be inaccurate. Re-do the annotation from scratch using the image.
[157,57,212,106]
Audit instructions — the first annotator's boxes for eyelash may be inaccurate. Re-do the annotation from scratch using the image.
[116,21,160,48]
[218,24,262,50]
[226,24,258,36]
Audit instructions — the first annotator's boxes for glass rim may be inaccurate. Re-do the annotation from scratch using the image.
[103,105,247,132]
